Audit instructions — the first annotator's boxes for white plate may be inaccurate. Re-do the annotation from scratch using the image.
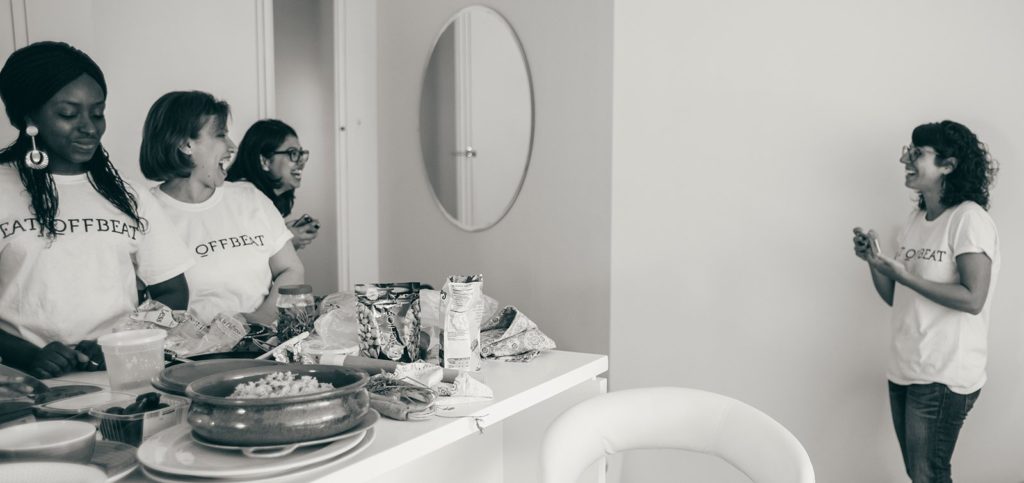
[138,423,367,478]
[189,408,379,458]
[141,427,375,483]
[91,440,138,482]
[0,461,107,483]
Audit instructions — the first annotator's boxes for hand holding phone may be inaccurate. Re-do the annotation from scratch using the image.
[852,227,881,259]
[292,214,320,231]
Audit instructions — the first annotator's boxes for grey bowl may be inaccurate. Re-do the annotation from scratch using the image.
[185,364,369,446]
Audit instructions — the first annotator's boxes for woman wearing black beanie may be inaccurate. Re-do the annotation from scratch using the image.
[0,41,192,378]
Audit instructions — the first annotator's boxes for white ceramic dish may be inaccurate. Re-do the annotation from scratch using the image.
[0,461,107,483]
[91,440,139,482]
[0,419,97,463]
[190,408,379,458]
[137,423,368,478]
[140,427,375,483]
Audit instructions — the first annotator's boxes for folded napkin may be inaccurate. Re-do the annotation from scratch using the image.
[479,306,556,362]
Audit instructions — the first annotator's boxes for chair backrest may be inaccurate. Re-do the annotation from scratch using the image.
[540,387,814,483]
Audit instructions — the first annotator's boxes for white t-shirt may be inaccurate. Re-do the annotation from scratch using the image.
[0,164,193,346]
[888,201,1000,394]
[151,181,292,323]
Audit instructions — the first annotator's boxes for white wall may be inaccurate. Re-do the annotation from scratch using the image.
[376,0,613,355]
[611,1,1024,482]
[13,0,271,184]
[274,0,339,293]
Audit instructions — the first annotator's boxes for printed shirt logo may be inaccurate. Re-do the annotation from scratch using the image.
[194,234,266,258]
[1,217,140,240]
[898,246,948,263]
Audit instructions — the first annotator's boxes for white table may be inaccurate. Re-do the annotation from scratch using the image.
[58,350,608,483]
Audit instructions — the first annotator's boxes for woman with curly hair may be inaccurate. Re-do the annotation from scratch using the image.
[852,120,999,482]
[0,42,192,378]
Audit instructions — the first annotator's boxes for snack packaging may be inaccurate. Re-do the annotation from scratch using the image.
[193,312,248,354]
[355,283,424,363]
[439,275,485,371]
[366,372,435,421]
[119,301,212,356]
[163,311,211,356]
[480,306,556,362]
[418,290,442,365]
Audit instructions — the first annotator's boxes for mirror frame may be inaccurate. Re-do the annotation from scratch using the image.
[418,5,536,232]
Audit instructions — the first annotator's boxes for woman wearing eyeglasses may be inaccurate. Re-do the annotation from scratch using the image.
[852,121,999,483]
[140,92,304,327]
[226,119,319,250]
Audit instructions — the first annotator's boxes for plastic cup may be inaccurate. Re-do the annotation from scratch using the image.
[97,329,166,391]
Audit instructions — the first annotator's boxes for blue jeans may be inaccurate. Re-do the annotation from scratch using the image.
[888,381,980,483]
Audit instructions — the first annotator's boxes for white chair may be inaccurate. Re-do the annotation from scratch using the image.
[540,387,814,483]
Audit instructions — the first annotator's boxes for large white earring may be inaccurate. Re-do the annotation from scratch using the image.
[24,125,49,170]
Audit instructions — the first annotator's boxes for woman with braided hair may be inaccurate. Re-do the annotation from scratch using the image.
[0,41,192,379]
[852,121,999,482]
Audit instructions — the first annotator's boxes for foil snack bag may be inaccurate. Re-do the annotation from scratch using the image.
[356,283,424,363]
[439,274,484,371]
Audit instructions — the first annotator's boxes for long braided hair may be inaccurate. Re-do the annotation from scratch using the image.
[0,41,144,239]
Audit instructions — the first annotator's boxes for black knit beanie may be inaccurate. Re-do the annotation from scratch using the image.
[0,41,107,130]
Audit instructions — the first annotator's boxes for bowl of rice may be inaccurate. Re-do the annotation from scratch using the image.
[185,364,369,445]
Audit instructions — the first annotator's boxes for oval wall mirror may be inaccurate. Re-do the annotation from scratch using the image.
[419,6,534,231]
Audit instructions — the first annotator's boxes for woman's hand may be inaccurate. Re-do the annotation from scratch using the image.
[852,227,872,260]
[288,215,320,250]
[853,227,896,305]
[856,228,908,280]
[73,340,105,371]
[866,252,908,282]
[27,342,88,379]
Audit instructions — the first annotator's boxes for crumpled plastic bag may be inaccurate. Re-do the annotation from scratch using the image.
[479,306,556,362]
[191,313,248,355]
[313,308,361,349]
[436,372,494,399]
[119,301,246,357]
[318,291,358,317]
[393,362,444,388]
[366,372,436,421]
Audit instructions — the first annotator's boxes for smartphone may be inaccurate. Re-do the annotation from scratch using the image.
[292,214,320,231]
[870,238,881,256]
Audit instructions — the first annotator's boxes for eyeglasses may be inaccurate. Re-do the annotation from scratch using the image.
[901,145,937,162]
[271,148,310,164]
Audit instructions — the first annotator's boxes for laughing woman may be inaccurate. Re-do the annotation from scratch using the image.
[853,121,999,483]
[0,42,192,378]
[140,91,304,327]
[226,119,319,250]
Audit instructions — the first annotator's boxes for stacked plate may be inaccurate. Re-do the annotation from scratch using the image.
[136,409,379,482]
[0,440,139,483]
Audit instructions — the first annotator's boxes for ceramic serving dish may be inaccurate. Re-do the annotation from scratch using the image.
[0,420,97,463]
[185,364,369,446]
